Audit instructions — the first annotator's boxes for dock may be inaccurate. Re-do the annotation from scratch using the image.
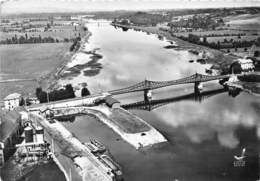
[48,105,167,149]
[28,112,121,181]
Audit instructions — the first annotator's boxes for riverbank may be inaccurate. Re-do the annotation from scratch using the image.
[112,23,237,72]
[43,30,93,91]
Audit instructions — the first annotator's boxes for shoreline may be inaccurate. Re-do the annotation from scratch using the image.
[39,28,93,92]
[111,23,237,72]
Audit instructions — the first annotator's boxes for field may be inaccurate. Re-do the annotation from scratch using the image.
[110,108,151,133]
[0,25,80,41]
[174,29,250,37]
[205,35,258,43]
[224,14,260,31]
[0,43,71,100]
[171,13,260,59]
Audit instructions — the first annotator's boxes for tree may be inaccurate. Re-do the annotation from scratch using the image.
[223,38,228,43]
[203,36,207,43]
[81,87,90,97]
[83,27,88,31]
[65,84,75,98]
[188,34,200,43]
[254,50,259,57]
[19,97,25,106]
[38,91,48,103]
[36,87,43,98]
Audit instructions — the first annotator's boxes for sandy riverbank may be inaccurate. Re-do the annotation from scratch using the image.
[43,31,93,91]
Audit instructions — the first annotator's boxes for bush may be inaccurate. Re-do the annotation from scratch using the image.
[35,84,75,103]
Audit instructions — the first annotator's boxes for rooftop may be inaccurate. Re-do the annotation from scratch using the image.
[104,96,120,107]
[238,58,253,64]
[4,93,22,101]
[0,110,21,142]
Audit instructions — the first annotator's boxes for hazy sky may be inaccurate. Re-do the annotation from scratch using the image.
[1,0,260,14]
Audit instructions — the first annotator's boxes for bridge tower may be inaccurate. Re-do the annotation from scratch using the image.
[193,73,203,98]
[144,89,152,103]
[194,81,202,102]
[143,80,152,104]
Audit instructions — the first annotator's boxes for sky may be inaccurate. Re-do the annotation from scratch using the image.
[1,0,260,14]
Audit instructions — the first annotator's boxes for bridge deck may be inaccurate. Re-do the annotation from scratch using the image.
[109,73,232,95]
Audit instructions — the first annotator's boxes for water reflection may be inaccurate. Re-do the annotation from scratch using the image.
[57,21,260,181]
[55,115,76,123]
[135,91,260,149]
[122,88,228,111]
[59,22,210,95]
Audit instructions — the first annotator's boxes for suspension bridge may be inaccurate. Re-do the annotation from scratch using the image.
[108,73,232,96]
[121,88,228,111]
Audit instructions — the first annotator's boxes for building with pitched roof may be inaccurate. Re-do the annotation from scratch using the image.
[4,93,22,111]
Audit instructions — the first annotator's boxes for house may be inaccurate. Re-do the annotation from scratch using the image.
[4,93,22,111]
[26,97,40,105]
[229,58,255,74]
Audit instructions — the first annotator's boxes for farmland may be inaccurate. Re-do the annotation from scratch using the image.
[0,43,71,99]
[0,27,80,42]
[0,19,85,44]
[171,14,260,58]
[224,14,260,31]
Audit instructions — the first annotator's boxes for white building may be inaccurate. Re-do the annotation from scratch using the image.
[4,93,22,111]
[230,58,255,74]
[238,58,255,71]
[27,97,40,105]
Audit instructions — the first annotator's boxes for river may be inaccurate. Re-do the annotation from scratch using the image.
[33,20,260,181]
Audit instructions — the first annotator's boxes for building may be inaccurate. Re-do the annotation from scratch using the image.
[4,93,22,111]
[104,96,121,108]
[26,97,40,105]
[0,110,23,167]
[229,58,255,74]
[94,96,121,108]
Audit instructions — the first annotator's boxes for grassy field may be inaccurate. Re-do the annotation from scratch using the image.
[224,14,260,31]
[0,43,71,99]
[0,25,80,41]
[205,35,259,43]
[174,29,250,37]
[110,108,151,133]
[221,46,260,57]
[173,13,260,43]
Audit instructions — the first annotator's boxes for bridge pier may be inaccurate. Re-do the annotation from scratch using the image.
[144,89,152,104]
[228,87,242,97]
[194,82,202,102]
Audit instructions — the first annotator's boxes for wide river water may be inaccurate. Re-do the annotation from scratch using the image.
[34,21,260,181]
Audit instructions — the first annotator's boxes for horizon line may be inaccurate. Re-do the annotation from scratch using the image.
[2,5,260,16]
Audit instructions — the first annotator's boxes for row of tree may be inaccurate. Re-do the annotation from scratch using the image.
[200,33,246,37]
[117,11,168,26]
[168,16,223,30]
[176,33,260,50]
[70,37,81,52]
[35,84,75,103]
[0,34,77,44]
